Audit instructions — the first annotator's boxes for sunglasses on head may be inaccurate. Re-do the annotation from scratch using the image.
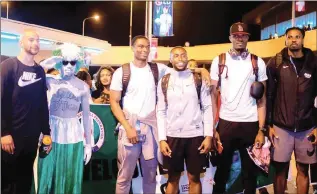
[62,60,77,66]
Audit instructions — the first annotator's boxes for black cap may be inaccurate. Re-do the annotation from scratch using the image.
[230,22,250,35]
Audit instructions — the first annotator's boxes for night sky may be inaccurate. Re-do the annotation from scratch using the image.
[1,1,264,46]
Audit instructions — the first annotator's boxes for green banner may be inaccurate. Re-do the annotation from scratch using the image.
[81,105,275,194]
[82,104,118,194]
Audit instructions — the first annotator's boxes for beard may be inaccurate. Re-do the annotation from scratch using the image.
[25,47,39,56]
[289,47,301,52]
[173,62,187,71]
[233,47,247,53]
[136,55,148,62]
[288,44,302,52]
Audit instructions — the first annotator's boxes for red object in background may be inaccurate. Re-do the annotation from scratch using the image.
[295,1,305,12]
[151,38,158,59]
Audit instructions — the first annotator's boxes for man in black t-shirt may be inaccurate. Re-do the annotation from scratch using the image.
[1,29,52,194]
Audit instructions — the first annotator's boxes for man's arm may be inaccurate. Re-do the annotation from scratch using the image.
[40,69,50,136]
[81,84,92,164]
[210,83,218,127]
[109,90,131,132]
[266,58,277,128]
[198,82,213,154]
[209,57,220,128]
[257,81,267,129]
[254,57,268,147]
[201,82,213,137]
[81,85,91,146]
[110,90,138,144]
[1,59,15,154]
[1,59,14,137]
[156,78,172,157]
[256,57,269,129]
[156,79,167,141]
[190,68,211,86]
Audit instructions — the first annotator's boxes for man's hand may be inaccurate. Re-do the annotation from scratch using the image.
[84,145,92,165]
[126,127,138,144]
[39,56,63,70]
[212,130,223,154]
[43,135,52,154]
[160,140,172,158]
[1,135,15,154]
[254,130,265,149]
[269,126,279,147]
[94,97,105,104]
[307,128,317,145]
[198,136,212,154]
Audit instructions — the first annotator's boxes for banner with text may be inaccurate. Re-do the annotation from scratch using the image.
[153,0,173,37]
[82,104,118,194]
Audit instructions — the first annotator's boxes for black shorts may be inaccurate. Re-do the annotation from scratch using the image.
[163,136,208,175]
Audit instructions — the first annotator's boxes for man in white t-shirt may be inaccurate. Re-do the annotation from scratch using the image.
[110,35,211,193]
[210,22,268,194]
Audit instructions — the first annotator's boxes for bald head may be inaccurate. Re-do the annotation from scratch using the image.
[20,29,40,56]
[170,46,186,55]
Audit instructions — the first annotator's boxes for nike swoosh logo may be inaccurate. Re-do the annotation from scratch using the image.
[18,77,42,87]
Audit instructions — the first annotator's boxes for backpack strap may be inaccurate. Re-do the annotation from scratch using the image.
[193,72,202,109]
[148,62,159,87]
[161,73,171,107]
[122,62,158,99]
[161,72,202,109]
[251,54,259,82]
[217,53,227,89]
[121,63,131,98]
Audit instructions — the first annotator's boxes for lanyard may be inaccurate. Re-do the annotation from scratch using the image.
[289,56,298,77]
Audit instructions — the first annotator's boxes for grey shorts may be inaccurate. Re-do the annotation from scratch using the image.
[272,125,317,164]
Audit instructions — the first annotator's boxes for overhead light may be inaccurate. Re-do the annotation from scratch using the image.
[94,15,100,20]
[1,34,18,40]
[40,39,54,45]
[84,47,102,54]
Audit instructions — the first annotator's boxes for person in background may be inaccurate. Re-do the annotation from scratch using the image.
[76,71,93,103]
[76,71,92,89]
[188,59,198,69]
[92,66,114,104]
[79,67,89,73]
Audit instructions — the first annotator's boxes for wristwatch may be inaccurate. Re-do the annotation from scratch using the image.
[259,126,267,132]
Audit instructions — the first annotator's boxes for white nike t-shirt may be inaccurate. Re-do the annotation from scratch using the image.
[110,62,169,117]
[210,52,268,122]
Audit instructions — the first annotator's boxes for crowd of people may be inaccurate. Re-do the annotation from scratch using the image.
[1,21,316,194]
[268,24,315,40]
